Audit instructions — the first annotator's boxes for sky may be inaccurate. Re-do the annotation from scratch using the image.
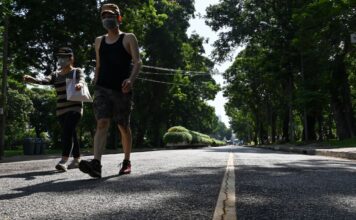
[187,0,240,127]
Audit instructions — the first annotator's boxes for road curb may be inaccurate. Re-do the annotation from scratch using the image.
[251,145,356,160]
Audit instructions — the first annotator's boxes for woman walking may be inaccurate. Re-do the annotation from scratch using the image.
[24,47,85,171]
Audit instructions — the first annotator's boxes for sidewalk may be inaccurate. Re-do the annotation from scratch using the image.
[251,144,356,160]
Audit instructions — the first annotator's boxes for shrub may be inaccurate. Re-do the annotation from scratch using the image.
[212,138,226,146]
[189,131,213,145]
[168,126,189,133]
[163,131,192,144]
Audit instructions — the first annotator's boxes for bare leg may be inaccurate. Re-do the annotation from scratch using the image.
[94,118,110,161]
[118,125,132,160]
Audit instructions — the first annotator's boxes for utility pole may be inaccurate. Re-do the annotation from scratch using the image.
[0,15,9,160]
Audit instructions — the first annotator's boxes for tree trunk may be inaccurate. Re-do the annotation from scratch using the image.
[306,114,316,141]
[282,110,289,142]
[271,112,277,143]
[330,56,356,139]
[317,114,324,141]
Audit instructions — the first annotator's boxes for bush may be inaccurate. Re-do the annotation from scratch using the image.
[168,126,189,133]
[164,126,226,147]
[163,131,192,144]
[39,132,50,143]
[212,138,226,146]
[190,131,212,144]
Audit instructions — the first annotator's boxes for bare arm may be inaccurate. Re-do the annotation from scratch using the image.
[23,74,53,85]
[122,33,142,93]
[93,36,103,84]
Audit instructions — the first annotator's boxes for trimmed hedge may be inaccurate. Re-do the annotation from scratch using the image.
[163,131,192,144]
[163,126,226,147]
[167,126,189,133]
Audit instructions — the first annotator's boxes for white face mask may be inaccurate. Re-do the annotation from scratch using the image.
[57,57,70,68]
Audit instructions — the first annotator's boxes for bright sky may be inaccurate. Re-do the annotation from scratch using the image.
[187,0,240,128]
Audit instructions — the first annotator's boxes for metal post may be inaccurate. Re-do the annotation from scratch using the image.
[0,15,9,160]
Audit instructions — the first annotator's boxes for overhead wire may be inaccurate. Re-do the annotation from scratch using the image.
[140,71,212,76]
[138,64,218,86]
[137,77,191,87]
[142,65,216,75]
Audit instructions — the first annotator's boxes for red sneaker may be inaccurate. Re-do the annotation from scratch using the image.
[119,160,131,175]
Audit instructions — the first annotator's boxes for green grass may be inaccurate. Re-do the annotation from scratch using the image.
[4,149,23,157]
[323,138,356,148]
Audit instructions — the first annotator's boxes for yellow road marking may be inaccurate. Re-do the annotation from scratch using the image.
[213,152,237,220]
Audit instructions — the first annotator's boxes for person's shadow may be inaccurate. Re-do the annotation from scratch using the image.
[0,172,118,200]
[0,170,60,181]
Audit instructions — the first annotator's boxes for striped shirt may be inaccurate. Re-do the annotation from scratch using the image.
[41,68,85,116]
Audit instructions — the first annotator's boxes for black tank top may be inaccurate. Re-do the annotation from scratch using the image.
[97,34,132,91]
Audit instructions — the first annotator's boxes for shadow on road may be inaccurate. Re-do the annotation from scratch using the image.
[234,157,356,219]
[0,165,224,219]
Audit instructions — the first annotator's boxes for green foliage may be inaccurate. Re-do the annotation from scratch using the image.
[168,126,189,133]
[324,138,356,148]
[163,131,192,144]
[211,139,225,146]
[163,126,225,147]
[3,0,225,149]
[24,128,36,138]
[27,87,57,137]
[206,0,356,143]
[6,80,34,146]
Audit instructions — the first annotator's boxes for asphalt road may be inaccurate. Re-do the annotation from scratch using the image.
[234,146,356,220]
[1,146,355,220]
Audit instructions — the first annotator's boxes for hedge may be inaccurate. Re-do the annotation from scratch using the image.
[163,131,192,144]
[167,126,189,133]
[163,126,226,147]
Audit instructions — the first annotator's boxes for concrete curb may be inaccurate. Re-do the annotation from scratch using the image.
[251,145,356,160]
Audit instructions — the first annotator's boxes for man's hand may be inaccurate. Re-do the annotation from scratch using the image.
[122,79,132,93]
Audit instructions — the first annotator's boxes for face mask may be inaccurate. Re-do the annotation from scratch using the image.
[102,18,118,30]
[57,57,70,68]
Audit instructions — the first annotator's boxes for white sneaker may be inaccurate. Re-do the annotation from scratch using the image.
[55,162,67,172]
[67,159,80,169]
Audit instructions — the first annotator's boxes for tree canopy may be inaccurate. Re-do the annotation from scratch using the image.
[206,0,356,143]
[1,0,229,150]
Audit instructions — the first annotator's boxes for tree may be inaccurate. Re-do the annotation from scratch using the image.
[6,79,34,147]
[206,0,356,142]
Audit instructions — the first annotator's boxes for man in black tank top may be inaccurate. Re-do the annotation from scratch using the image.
[79,3,142,178]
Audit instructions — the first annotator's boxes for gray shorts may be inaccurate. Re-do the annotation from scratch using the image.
[93,86,133,126]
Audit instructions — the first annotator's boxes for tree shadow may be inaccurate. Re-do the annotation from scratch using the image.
[0,166,225,219]
[235,158,356,219]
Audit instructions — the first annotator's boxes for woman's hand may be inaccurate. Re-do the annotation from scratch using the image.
[75,83,83,91]
[23,75,34,83]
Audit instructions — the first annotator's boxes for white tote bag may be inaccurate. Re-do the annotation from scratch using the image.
[66,69,93,102]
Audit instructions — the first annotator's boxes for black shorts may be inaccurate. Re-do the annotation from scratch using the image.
[93,86,133,126]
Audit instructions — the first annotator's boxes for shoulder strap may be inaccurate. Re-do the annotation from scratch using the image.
[73,69,76,80]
